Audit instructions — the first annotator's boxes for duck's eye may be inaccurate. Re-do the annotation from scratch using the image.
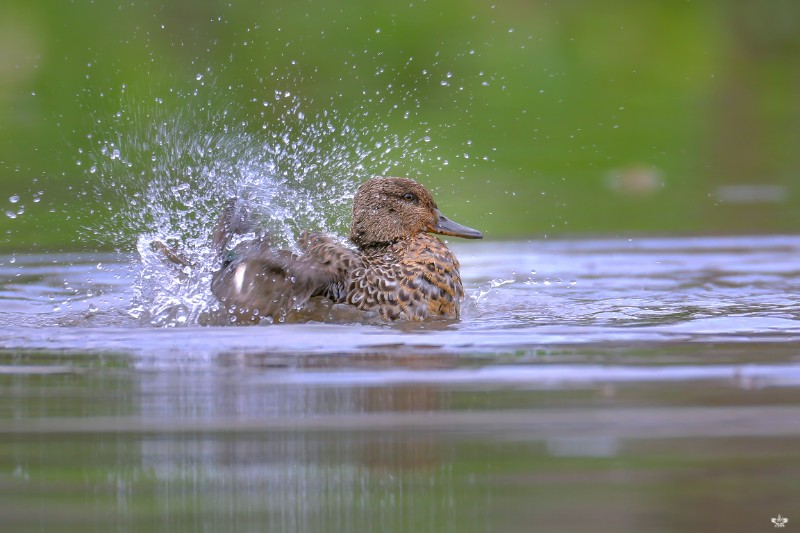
[402,192,417,202]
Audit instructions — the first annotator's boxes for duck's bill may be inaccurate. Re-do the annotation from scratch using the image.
[429,210,483,239]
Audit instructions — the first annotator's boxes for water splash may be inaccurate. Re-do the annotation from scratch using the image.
[82,82,433,326]
[5,193,27,219]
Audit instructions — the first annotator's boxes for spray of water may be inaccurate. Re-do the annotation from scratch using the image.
[82,83,433,326]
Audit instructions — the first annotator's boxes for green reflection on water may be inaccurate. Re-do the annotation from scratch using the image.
[3,431,800,531]
[2,346,800,531]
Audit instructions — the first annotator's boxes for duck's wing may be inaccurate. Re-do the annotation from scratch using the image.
[212,198,256,253]
[149,240,194,268]
[211,232,362,324]
[298,232,362,301]
[211,241,321,323]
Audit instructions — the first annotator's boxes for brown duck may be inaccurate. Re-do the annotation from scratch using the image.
[210,176,482,323]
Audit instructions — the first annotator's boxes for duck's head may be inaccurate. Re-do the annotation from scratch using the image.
[349,177,483,247]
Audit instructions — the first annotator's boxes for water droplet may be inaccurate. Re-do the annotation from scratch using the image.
[5,211,16,219]
[9,195,19,204]
[196,73,203,81]
[89,165,97,174]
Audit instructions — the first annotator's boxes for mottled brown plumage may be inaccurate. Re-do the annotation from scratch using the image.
[210,176,482,323]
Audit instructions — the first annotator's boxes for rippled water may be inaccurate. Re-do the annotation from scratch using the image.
[3,235,800,531]
[3,235,800,351]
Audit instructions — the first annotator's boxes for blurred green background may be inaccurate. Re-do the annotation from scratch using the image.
[1,0,799,252]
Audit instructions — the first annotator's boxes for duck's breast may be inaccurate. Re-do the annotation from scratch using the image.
[346,235,464,321]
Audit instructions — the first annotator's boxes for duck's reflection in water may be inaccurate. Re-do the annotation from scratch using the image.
[136,352,458,531]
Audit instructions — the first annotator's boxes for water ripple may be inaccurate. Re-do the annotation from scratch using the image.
[2,236,800,355]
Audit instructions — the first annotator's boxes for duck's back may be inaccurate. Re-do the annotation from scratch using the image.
[344,234,464,321]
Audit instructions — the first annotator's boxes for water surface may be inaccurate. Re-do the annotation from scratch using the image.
[2,235,800,531]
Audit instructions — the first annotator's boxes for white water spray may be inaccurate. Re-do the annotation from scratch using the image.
[83,86,433,326]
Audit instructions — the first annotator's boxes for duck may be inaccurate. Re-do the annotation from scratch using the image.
[209,176,483,323]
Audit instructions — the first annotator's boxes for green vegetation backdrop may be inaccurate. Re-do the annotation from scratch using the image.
[1,0,798,251]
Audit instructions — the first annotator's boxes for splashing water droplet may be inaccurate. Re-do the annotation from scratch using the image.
[81,80,436,326]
